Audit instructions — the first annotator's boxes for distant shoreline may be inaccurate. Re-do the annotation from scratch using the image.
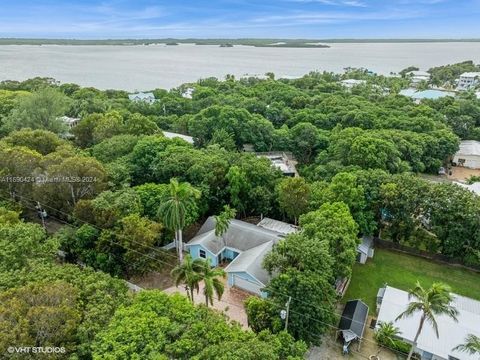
[1,38,480,48]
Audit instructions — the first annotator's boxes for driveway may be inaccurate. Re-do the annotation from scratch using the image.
[164,278,251,328]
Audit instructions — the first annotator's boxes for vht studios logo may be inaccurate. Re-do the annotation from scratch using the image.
[7,346,66,354]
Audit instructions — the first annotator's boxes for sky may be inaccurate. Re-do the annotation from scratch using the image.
[1,0,480,39]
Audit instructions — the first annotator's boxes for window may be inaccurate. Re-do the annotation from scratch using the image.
[199,249,206,258]
[448,356,460,360]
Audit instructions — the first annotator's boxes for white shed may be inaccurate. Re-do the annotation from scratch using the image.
[357,237,374,264]
[453,140,480,169]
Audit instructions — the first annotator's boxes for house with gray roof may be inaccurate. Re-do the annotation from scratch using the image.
[128,91,156,104]
[185,217,296,296]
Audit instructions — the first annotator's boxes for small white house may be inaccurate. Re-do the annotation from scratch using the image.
[377,286,480,360]
[357,236,374,264]
[340,79,367,89]
[457,72,480,91]
[58,116,80,129]
[128,92,156,104]
[181,87,195,99]
[406,70,431,84]
[452,140,480,169]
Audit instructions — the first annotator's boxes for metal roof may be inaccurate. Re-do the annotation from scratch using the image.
[257,217,298,235]
[357,236,373,255]
[377,286,480,360]
[454,182,480,196]
[411,89,455,100]
[456,140,480,157]
[162,131,194,144]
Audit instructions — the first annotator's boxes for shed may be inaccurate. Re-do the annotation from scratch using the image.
[453,140,480,169]
[357,236,374,264]
[339,300,369,343]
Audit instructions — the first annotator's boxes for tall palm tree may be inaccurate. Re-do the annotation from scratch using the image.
[396,282,459,360]
[214,205,236,249]
[171,254,203,302]
[453,334,480,356]
[374,321,400,357]
[198,258,226,307]
[158,178,200,262]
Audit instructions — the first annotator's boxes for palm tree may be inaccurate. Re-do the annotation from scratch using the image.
[396,282,459,360]
[198,258,226,307]
[214,205,236,249]
[158,178,200,262]
[453,334,480,356]
[374,321,400,358]
[171,254,203,302]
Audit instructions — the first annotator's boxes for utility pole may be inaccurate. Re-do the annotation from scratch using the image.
[281,296,292,331]
[36,201,46,231]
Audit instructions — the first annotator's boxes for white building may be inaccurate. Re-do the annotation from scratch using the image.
[128,92,156,104]
[357,236,374,264]
[407,70,431,85]
[454,181,480,196]
[256,152,297,177]
[162,131,194,144]
[377,286,480,360]
[181,87,195,99]
[340,79,367,89]
[452,140,480,169]
[457,72,480,91]
[58,116,80,129]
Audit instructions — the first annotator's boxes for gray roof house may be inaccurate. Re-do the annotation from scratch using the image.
[128,92,156,104]
[185,217,296,296]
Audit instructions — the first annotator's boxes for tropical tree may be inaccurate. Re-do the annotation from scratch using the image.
[214,205,237,238]
[171,254,204,302]
[198,258,226,307]
[374,321,401,357]
[453,334,480,357]
[396,282,459,360]
[276,177,310,225]
[158,179,201,262]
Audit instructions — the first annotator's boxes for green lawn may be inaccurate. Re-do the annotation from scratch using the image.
[344,248,480,310]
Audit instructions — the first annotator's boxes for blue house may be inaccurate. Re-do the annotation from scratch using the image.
[185,217,297,297]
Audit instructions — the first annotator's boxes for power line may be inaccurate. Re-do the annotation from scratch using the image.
[0,193,177,271]
[0,193,408,357]
[3,191,179,262]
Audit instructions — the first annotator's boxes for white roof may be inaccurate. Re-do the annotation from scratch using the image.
[162,131,194,144]
[128,92,155,101]
[454,182,480,195]
[341,79,367,85]
[357,236,373,255]
[456,140,480,157]
[257,217,298,235]
[407,70,430,77]
[58,116,80,124]
[460,72,480,78]
[377,286,480,360]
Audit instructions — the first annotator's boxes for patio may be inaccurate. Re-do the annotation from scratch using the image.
[163,277,251,328]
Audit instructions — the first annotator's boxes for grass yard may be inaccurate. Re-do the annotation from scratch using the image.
[344,248,480,310]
